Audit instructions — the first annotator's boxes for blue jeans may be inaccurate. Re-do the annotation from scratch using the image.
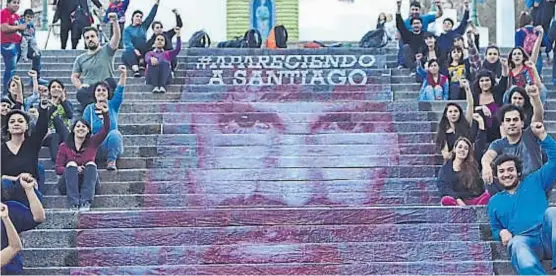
[98,129,124,162]
[508,207,556,274]
[1,43,42,95]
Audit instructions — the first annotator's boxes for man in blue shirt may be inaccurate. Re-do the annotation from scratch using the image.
[397,0,443,68]
[487,122,556,275]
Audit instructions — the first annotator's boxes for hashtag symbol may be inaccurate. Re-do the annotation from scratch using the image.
[196,56,212,69]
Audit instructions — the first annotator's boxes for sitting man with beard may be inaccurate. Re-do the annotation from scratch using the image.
[487,122,556,275]
[71,13,120,112]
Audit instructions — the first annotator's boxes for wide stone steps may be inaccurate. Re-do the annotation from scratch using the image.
[22,261,553,275]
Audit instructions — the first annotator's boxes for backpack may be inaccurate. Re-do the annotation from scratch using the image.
[521,27,538,55]
[241,29,262,48]
[266,25,288,49]
[188,30,211,48]
[217,36,244,48]
[359,28,388,48]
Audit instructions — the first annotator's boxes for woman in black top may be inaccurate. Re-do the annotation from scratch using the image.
[472,69,509,143]
[1,102,49,203]
[437,114,490,206]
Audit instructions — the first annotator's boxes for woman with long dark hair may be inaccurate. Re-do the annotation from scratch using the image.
[41,79,73,164]
[472,69,509,142]
[56,103,110,211]
[437,116,490,206]
[435,79,474,161]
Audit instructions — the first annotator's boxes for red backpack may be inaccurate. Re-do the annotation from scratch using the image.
[521,27,538,55]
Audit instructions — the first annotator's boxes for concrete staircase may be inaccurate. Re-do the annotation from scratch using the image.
[3,46,556,275]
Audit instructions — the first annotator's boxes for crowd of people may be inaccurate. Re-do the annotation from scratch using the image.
[0,0,185,273]
[1,0,556,274]
[390,0,556,273]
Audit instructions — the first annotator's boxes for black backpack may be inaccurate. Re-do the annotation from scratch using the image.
[359,28,388,48]
[241,29,262,48]
[188,30,211,48]
[217,36,244,48]
[273,25,289,48]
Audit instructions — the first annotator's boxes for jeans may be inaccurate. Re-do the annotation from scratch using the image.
[1,179,44,207]
[122,38,150,70]
[402,44,417,71]
[419,85,444,101]
[62,164,99,207]
[97,129,124,162]
[1,43,19,95]
[75,77,117,112]
[507,207,556,274]
[146,60,172,87]
[397,39,405,67]
[440,191,491,206]
[1,43,42,94]
[536,53,544,81]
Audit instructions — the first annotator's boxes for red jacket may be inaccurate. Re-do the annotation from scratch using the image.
[55,112,110,175]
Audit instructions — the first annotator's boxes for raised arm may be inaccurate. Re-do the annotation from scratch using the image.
[466,31,481,71]
[530,26,544,64]
[109,66,127,112]
[142,1,160,30]
[29,103,49,148]
[395,13,411,44]
[529,124,556,191]
[461,79,474,125]
[453,9,470,35]
[168,31,182,59]
[19,175,46,223]
[526,84,544,123]
[89,108,110,147]
[107,13,121,51]
[166,10,183,39]
[0,205,22,267]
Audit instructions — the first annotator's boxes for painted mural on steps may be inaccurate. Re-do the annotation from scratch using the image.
[133,50,444,209]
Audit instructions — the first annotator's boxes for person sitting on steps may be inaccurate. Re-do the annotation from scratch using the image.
[437,114,491,206]
[82,66,127,171]
[487,123,556,275]
[72,12,120,112]
[55,103,110,211]
[147,8,182,73]
[122,0,160,78]
[145,27,182,93]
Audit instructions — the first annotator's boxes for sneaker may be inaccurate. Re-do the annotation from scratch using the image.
[107,161,117,171]
[21,57,29,62]
[69,205,79,211]
[152,86,160,93]
[79,202,91,212]
[159,86,166,93]
[133,71,141,78]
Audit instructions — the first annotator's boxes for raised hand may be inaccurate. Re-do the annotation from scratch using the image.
[460,79,469,90]
[531,122,547,140]
[525,84,539,98]
[108,12,118,22]
[98,102,109,113]
[19,174,37,190]
[28,70,37,79]
[118,65,127,75]
[0,203,7,218]
[500,58,509,68]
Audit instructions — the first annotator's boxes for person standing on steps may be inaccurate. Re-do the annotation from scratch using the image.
[487,123,556,275]
[103,0,130,49]
[122,0,160,78]
[56,103,110,212]
[147,8,183,73]
[51,0,104,49]
[72,12,120,112]
[145,28,182,93]
[1,0,46,96]
[82,66,127,171]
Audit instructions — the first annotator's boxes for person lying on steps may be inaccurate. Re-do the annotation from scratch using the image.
[488,123,556,275]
